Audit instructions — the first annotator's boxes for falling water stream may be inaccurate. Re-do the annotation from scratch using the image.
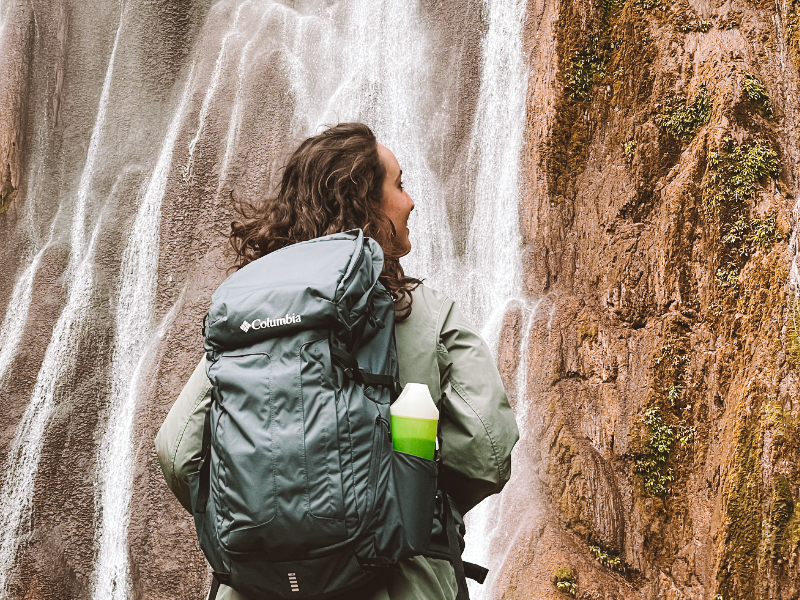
[0,0,529,596]
[0,7,126,596]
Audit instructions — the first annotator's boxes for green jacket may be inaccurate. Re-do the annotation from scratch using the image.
[155,285,518,599]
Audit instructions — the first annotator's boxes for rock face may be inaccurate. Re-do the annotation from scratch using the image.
[491,0,800,597]
[0,0,798,599]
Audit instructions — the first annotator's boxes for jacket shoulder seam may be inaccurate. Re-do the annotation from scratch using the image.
[447,377,503,480]
[170,379,212,481]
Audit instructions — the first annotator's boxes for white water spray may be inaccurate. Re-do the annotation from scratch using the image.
[184,2,250,181]
[0,10,125,595]
[91,52,202,600]
[70,4,126,269]
[217,5,274,194]
[461,0,528,325]
[0,247,47,386]
[0,216,105,599]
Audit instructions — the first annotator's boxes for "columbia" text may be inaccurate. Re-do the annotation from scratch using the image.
[240,314,302,332]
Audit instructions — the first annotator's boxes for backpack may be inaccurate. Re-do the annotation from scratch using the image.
[191,230,449,599]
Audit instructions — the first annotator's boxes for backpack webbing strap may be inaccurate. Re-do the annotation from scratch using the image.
[207,576,220,600]
[464,562,488,584]
[330,347,400,398]
[195,408,213,514]
[206,573,229,600]
[443,492,470,600]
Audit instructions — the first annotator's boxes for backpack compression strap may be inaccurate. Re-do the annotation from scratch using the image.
[330,347,401,399]
[194,408,213,514]
[443,492,470,600]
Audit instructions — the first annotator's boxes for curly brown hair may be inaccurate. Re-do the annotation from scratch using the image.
[229,122,420,319]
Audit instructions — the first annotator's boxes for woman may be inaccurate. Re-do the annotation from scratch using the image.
[155,123,519,600]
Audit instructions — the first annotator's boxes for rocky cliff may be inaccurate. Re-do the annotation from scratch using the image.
[495,0,800,597]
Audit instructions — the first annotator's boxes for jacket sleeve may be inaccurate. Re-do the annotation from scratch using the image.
[436,300,520,514]
[154,355,212,513]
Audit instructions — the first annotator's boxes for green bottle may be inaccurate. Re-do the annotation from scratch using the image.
[390,383,439,460]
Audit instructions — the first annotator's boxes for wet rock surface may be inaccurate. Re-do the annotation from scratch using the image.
[493,0,800,597]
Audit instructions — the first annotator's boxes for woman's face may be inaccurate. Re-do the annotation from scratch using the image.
[378,143,414,256]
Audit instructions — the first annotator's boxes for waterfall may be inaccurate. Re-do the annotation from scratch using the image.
[90,53,203,600]
[0,216,105,598]
[458,0,529,597]
[217,6,274,195]
[69,5,125,269]
[461,0,528,326]
[0,0,529,594]
[0,246,47,386]
[0,9,125,595]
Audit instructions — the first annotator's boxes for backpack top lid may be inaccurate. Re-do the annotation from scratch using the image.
[204,229,384,352]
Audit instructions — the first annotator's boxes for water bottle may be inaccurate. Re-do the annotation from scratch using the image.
[390,383,439,460]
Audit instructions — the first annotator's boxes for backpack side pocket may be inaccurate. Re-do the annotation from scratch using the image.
[374,450,437,560]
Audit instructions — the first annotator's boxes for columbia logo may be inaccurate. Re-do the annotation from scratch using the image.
[288,572,299,593]
[240,314,301,333]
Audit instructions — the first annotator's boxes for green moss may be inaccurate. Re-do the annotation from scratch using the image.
[656,84,711,139]
[786,4,800,70]
[589,545,622,570]
[787,295,800,372]
[742,72,774,120]
[577,323,598,344]
[764,476,795,557]
[603,0,626,21]
[623,140,636,160]
[716,426,762,599]
[0,165,15,214]
[635,406,675,496]
[566,38,605,103]
[553,567,577,597]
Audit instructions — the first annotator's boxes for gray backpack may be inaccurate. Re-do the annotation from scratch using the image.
[192,230,446,599]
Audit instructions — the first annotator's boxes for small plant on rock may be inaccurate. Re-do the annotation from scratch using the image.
[623,140,636,160]
[747,213,781,248]
[635,406,675,496]
[635,0,661,10]
[678,425,696,447]
[553,567,577,597]
[656,84,712,139]
[703,138,780,291]
[566,38,605,103]
[742,72,774,120]
[705,138,778,213]
[678,20,712,33]
[715,263,740,290]
[667,383,681,406]
[589,545,622,570]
